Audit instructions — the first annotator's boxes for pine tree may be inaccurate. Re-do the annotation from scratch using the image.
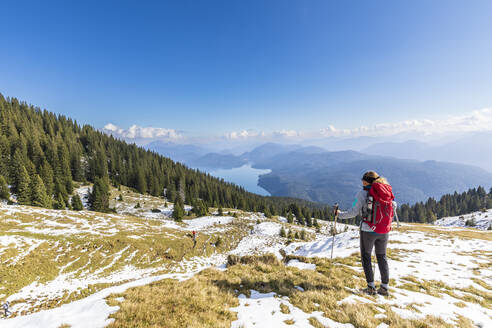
[71,194,84,210]
[11,149,27,193]
[54,192,66,209]
[17,166,31,205]
[287,229,294,239]
[30,175,51,208]
[0,175,10,200]
[297,216,305,226]
[218,206,224,216]
[136,167,147,194]
[40,160,55,197]
[89,177,110,212]
[300,229,306,240]
[287,212,294,224]
[172,198,185,222]
[0,135,9,179]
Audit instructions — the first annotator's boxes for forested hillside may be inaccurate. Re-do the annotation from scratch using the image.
[397,186,492,223]
[0,94,330,218]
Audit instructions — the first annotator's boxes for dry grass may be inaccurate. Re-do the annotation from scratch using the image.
[398,275,492,309]
[398,224,492,241]
[107,269,238,328]
[453,315,476,328]
[308,317,325,328]
[108,254,462,328]
[386,248,422,261]
[227,254,281,267]
[279,303,290,314]
[382,305,455,328]
[0,198,248,315]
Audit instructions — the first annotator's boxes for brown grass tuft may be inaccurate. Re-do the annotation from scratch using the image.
[227,253,280,267]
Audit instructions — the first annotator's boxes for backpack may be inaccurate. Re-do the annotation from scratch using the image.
[363,182,395,233]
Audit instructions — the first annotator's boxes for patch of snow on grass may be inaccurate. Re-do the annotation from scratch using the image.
[434,209,492,230]
[287,259,316,270]
[183,216,233,231]
[230,290,354,328]
[383,289,492,327]
[2,269,204,328]
[285,230,360,259]
[252,221,281,236]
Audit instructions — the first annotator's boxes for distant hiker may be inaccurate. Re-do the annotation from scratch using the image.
[337,171,398,296]
[3,301,11,317]
[192,230,197,248]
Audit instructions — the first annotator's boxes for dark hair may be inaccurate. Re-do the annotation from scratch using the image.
[362,171,380,184]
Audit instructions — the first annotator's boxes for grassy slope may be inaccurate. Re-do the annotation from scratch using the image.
[107,224,491,328]
[0,186,248,316]
[1,191,491,327]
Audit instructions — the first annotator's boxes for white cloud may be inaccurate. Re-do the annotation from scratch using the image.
[320,108,492,137]
[223,130,264,140]
[102,123,183,140]
[223,129,303,140]
[273,129,302,138]
[101,108,492,145]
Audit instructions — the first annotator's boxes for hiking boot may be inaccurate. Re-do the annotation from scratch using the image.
[361,286,377,295]
[377,286,389,296]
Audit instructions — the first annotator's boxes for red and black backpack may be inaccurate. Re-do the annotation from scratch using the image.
[363,182,395,233]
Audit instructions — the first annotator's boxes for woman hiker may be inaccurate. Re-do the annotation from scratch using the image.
[337,171,398,296]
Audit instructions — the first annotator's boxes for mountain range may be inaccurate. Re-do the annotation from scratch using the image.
[146,141,492,208]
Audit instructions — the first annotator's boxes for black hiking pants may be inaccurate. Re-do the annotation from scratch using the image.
[360,231,389,285]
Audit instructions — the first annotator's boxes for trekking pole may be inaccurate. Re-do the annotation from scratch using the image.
[330,204,339,259]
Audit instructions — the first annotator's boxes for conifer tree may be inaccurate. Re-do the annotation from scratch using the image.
[136,167,147,194]
[0,175,10,200]
[11,149,26,193]
[40,160,55,196]
[71,194,83,211]
[17,166,31,205]
[0,135,9,179]
[54,192,66,209]
[286,211,293,224]
[89,177,110,212]
[30,175,51,208]
[287,229,294,239]
[172,198,185,222]
[297,216,305,226]
[300,229,306,240]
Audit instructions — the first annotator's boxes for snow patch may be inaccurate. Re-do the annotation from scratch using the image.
[287,259,316,271]
[434,209,492,230]
[230,290,354,328]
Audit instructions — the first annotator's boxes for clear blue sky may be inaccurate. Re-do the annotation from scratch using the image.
[1,0,491,137]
